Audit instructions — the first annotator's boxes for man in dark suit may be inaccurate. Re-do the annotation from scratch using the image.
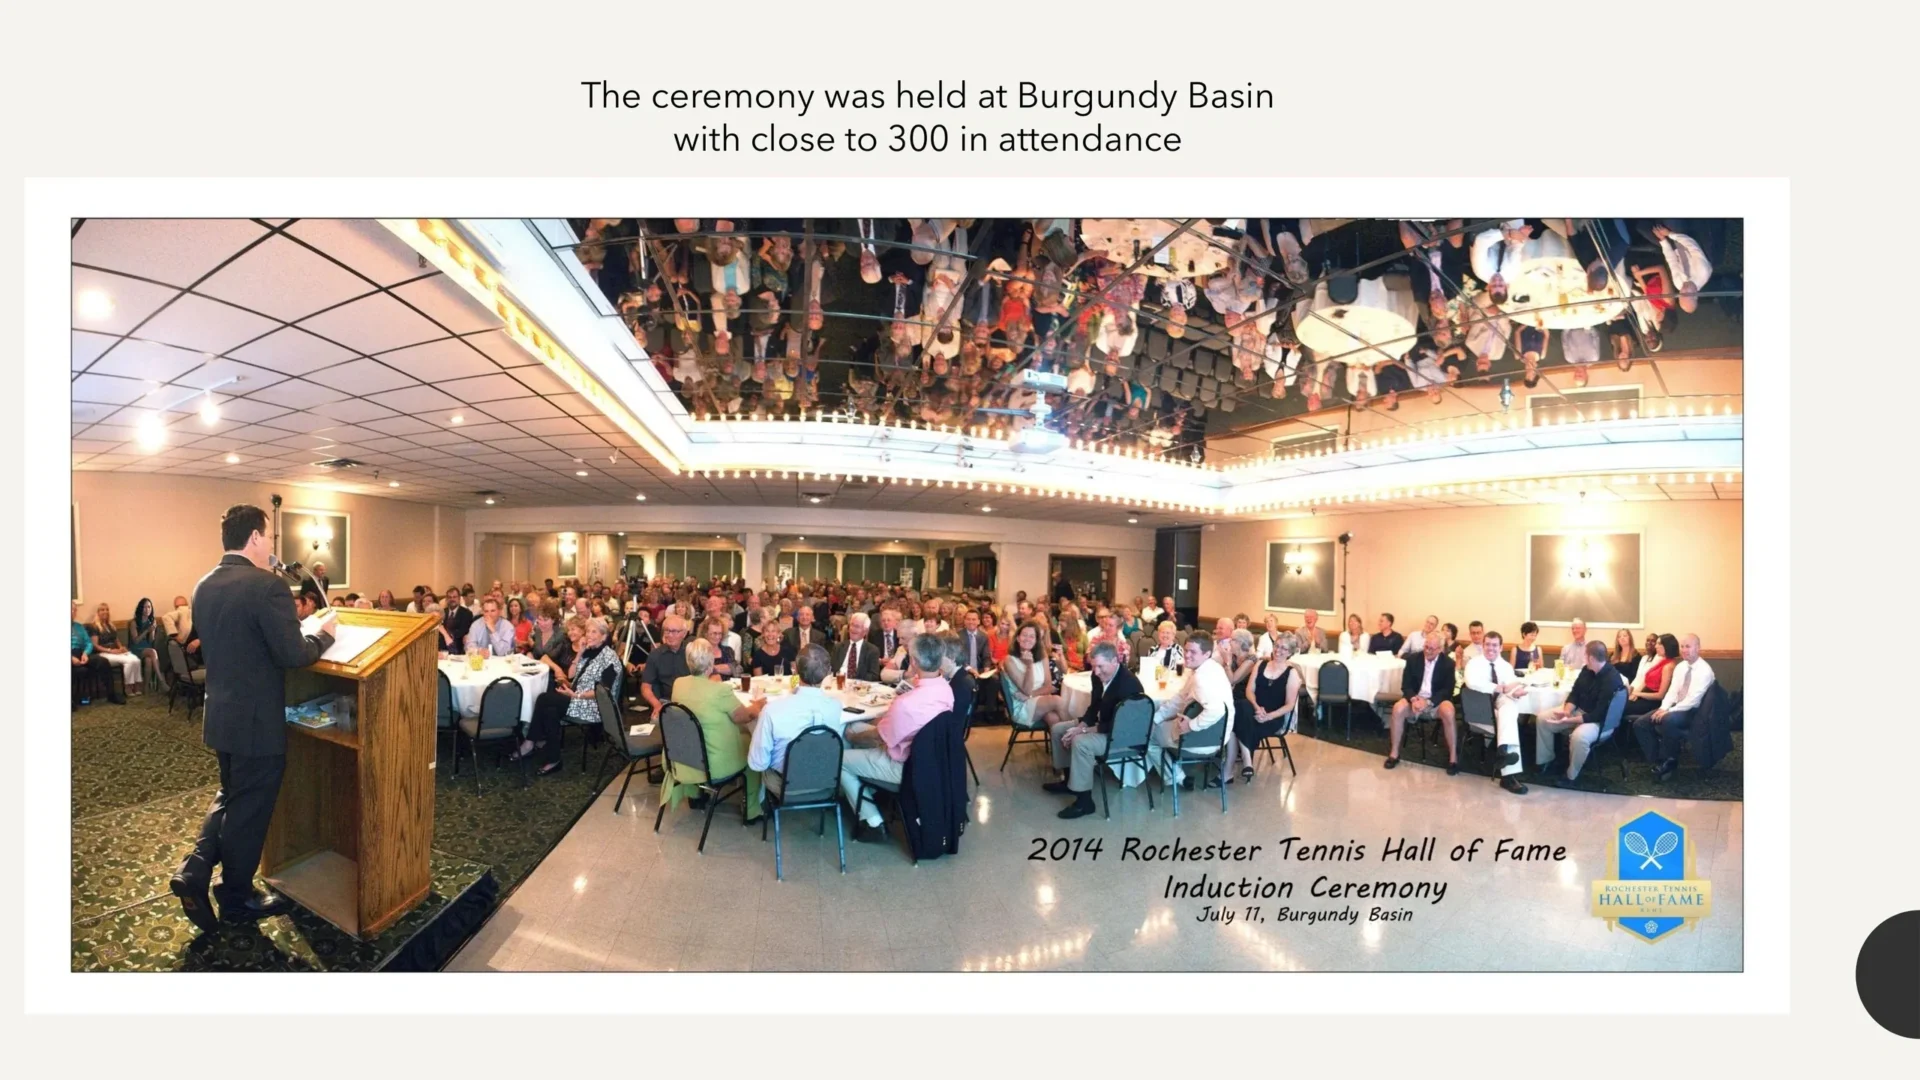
[169,505,336,932]
[956,609,990,673]
[1384,631,1457,773]
[941,633,977,722]
[831,612,882,682]
[1043,641,1144,819]
[782,605,827,654]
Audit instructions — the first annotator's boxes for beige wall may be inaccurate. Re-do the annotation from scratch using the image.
[71,472,466,619]
[1199,498,1741,650]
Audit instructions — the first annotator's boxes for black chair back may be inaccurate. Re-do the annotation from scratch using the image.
[1319,660,1350,700]
[1108,696,1154,754]
[1178,712,1228,755]
[437,670,456,730]
[779,725,845,806]
[594,684,626,748]
[658,702,708,776]
[166,638,192,681]
[476,676,523,738]
[1461,688,1495,729]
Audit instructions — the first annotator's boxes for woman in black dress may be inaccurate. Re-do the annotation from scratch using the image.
[1236,630,1305,783]
[747,621,795,677]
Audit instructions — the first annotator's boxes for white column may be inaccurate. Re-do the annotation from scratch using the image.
[990,542,1009,605]
[740,531,770,590]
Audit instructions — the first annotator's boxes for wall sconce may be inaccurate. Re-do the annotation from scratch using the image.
[302,519,334,552]
[1281,548,1314,576]
[1562,539,1603,583]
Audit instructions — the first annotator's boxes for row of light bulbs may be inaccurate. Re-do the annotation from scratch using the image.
[690,409,1208,468]
[1223,399,1743,472]
[683,467,1218,514]
[1227,472,1743,514]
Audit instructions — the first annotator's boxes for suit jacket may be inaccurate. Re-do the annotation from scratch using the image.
[1399,652,1456,703]
[957,629,991,672]
[1080,666,1145,735]
[831,637,882,682]
[783,625,827,654]
[1294,625,1328,654]
[948,668,977,722]
[192,554,335,757]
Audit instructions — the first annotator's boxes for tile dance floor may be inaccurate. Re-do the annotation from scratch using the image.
[450,731,1741,973]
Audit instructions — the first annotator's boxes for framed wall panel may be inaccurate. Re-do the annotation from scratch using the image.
[1264,538,1336,614]
[1526,530,1644,627]
[281,509,351,589]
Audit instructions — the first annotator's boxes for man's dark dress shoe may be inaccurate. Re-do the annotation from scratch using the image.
[169,871,218,933]
[220,888,296,923]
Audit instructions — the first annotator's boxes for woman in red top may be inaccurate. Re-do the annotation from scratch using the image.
[1623,633,1680,720]
[983,609,1011,666]
[506,596,534,648]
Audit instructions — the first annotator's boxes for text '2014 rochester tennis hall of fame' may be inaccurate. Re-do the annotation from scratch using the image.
[1026,835,1572,928]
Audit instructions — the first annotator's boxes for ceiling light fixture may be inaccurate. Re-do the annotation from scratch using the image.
[135,414,165,453]
[389,480,400,487]
[450,414,465,425]
[635,493,647,501]
[225,453,241,465]
[484,497,496,505]
[75,289,116,322]
[199,393,220,425]
[1127,517,1139,524]
[981,506,994,513]
[575,470,589,477]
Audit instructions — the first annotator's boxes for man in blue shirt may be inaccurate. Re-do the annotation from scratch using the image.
[1368,612,1405,655]
[739,645,844,803]
[464,597,517,656]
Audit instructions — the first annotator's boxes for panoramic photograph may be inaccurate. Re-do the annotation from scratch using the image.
[68,216,1742,973]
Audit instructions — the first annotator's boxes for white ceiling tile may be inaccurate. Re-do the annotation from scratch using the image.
[206,397,292,424]
[71,372,156,405]
[193,234,378,321]
[360,414,439,436]
[359,436,419,453]
[577,413,621,433]
[470,395,563,422]
[445,422,518,442]
[389,274,499,334]
[517,417,588,437]
[182,435,247,452]
[305,357,418,396]
[459,328,537,368]
[283,219,428,286]
[72,219,269,287]
[72,267,179,336]
[310,398,401,424]
[73,401,118,425]
[544,432,612,450]
[246,378,351,409]
[72,330,119,370]
[371,337,501,382]
[502,363,569,395]
[82,338,214,383]
[256,411,343,434]
[227,326,361,376]
[493,436,549,452]
[296,292,445,354]
[170,357,291,396]
[137,293,281,353]
[366,384,463,414]
[435,372,530,403]
[406,430,470,447]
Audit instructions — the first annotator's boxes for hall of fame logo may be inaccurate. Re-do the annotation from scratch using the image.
[1590,809,1712,942]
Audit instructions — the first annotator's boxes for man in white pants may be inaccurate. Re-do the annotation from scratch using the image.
[1535,639,1625,781]
[838,633,952,840]
[1464,630,1531,794]
[1151,632,1231,790]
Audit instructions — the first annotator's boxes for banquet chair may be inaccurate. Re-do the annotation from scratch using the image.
[454,676,525,795]
[1316,660,1353,739]
[1458,690,1499,774]
[958,688,982,788]
[998,672,1051,772]
[1093,696,1155,820]
[761,724,846,880]
[436,669,457,769]
[1255,696,1304,777]
[1164,709,1230,818]
[165,639,205,722]
[1560,684,1629,784]
[856,710,959,866]
[590,684,662,813]
[653,702,748,853]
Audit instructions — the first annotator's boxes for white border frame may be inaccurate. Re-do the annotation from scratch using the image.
[1525,528,1646,629]
[28,177,1784,1019]
[279,507,351,591]
[1262,535,1337,616]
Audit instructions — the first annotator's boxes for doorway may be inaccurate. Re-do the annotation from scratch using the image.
[1153,526,1200,627]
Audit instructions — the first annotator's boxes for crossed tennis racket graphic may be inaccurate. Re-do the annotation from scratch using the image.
[1624,830,1679,870]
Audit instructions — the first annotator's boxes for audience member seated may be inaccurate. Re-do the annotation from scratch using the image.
[441,586,475,650]
[1043,641,1144,818]
[782,606,827,656]
[838,633,952,841]
[504,596,532,646]
[1151,631,1230,790]
[984,609,1011,665]
[1004,621,1066,731]
[518,615,618,776]
[1236,630,1303,782]
[955,609,992,673]
[1464,630,1529,794]
[1511,621,1544,674]
[639,614,691,716]
[1339,613,1369,655]
[87,601,145,698]
[1397,614,1440,658]
[160,593,198,657]
[1632,633,1714,782]
[1535,640,1625,781]
[465,597,517,656]
[699,617,737,679]
[71,600,120,705]
[528,599,572,684]
[661,637,761,817]
[1385,632,1458,772]
[741,644,842,804]
[831,612,882,681]
[1142,620,1181,672]
[127,597,161,691]
[1610,628,1640,671]
[1624,633,1679,721]
[1557,617,1592,671]
[1368,613,1405,655]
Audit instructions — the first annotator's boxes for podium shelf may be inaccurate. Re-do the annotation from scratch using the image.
[267,849,360,938]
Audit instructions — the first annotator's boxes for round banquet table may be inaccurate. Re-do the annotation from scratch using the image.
[1291,274,1420,362]
[1514,669,1575,715]
[732,675,897,727]
[1496,232,1628,330]
[439,656,549,728]
[1078,219,1231,279]
[1289,651,1405,705]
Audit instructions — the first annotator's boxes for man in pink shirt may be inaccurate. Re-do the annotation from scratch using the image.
[839,633,953,840]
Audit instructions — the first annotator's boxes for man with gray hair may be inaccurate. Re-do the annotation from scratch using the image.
[839,632,953,839]
[1558,617,1591,672]
[1633,632,1714,782]
[1044,641,1144,818]
[832,611,881,681]
[639,612,691,716]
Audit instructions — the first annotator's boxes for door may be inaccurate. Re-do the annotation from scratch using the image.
[1154,527,1201,627]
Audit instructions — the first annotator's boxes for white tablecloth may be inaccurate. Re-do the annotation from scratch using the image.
[1498,232,1628,330]
[1078,219,1231,278]
[733,676,896,727]
[1514,671,1575,715]
[439,657,549,728]
[1290,651,1405,704]
[1058,670,1189,787]
[1291,274,1420,362]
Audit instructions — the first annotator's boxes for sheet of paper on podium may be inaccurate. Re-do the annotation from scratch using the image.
[301,613,390,664]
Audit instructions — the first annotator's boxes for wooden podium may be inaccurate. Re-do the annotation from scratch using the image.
[262,609,439,939]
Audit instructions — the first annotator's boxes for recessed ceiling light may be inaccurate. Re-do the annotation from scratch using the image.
[634,493,647,501]
[389,480,400,488]
[714,534,722,539]
[225,453,241,465]
[449,414,465,425]
[575,470,589,477]
[135,414,165,453]
[981,506,994,513]
[808,496,821,504]
[484,497,496,505]
[798,536,805,541]
[199,395,220,425]
[76,289,114,320]
[1127,517,1139,524]
[617,532,625,536]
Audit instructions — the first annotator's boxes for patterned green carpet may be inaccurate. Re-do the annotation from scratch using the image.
[70,695,603,971]
[1300,704,1743,800]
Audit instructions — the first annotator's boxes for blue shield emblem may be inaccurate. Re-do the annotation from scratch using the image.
[1611,810,1688,942]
